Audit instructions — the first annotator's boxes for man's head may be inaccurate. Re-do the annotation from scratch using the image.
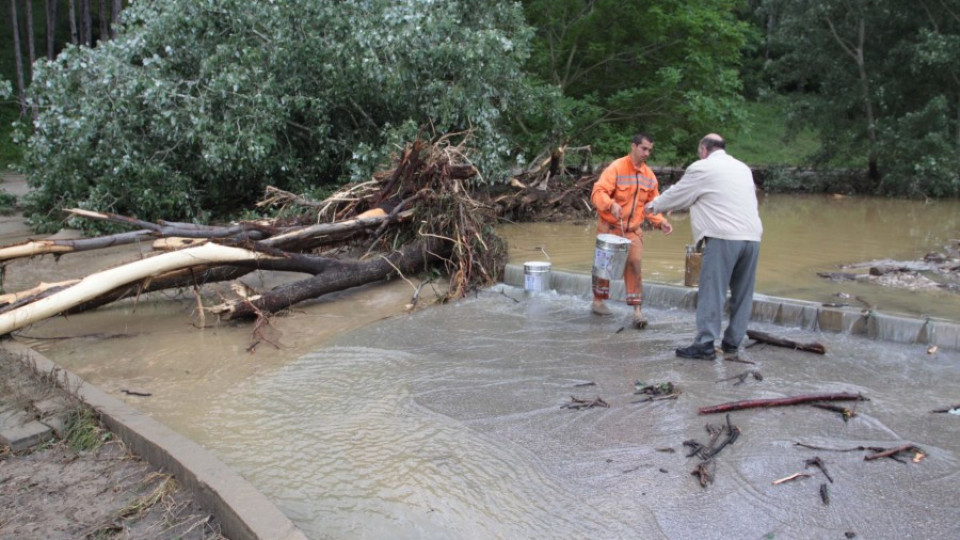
[630,133,654,166]
[698,133,725,159]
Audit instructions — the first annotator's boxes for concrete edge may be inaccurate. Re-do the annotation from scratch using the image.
[1,339,308,540]
[506,264,960,351]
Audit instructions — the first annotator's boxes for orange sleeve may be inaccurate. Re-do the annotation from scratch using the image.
[591,163,618,217]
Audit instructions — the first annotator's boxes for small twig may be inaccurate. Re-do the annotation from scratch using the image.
[810,402,857,421]
[794,442,883,453]
[561,396,610,410]
[931,404,960,413]
[631,393,680,404]
[772,472,811,485]
[499,290,520,303]
[121,389,152,397]
[691,460,715,487]
[804,456,834,483]
[716,370,762,385]
[864,444,925,462]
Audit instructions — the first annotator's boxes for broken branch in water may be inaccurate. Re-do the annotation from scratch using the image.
[810,402,858,421]
[685,414,740,488]
[804,456,834,483]
[794,442,884,453]
[561,395,610,410]
[864,444,925,462]
[772,472,811,485]
[699,392,867,415]
[691,460,715,487]
[716,370,763,385]
[930,404,960,413]
[746,330,826,354]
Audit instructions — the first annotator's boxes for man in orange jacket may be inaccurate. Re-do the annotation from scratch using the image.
[590,133,673,327]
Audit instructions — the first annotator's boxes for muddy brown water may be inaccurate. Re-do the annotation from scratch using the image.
[3,182,960,538]
[498,193,960,321]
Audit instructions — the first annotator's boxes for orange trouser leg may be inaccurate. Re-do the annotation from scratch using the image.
[623,231,644,306]
[592,228,644,305]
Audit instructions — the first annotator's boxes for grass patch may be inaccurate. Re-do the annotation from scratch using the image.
[64,407,113,452]
[727,97,820,167]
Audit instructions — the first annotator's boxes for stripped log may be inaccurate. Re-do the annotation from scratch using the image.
[0,243,272,336]
[746,330,827,354]
[699,393,867,415]
[210,237,449,319]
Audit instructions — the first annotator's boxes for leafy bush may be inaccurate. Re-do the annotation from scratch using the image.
[20,0,561,233]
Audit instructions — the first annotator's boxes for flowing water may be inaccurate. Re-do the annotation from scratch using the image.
[4,192,960,539]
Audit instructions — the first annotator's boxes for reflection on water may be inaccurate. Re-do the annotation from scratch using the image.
[497,193,960,321]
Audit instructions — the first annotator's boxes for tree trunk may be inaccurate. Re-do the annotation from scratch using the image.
[98,0,107,41]
[23,0,35,69]
[212,237,450,319]
[68,0,77,44]
[110,0,121,39]
[0,243,270,336]
[9,0,28,116]
[824,13,880,185]
[79,0,91,46]
[45,0,58,59]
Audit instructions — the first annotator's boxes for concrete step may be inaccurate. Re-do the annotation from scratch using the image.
[0,406,55,452]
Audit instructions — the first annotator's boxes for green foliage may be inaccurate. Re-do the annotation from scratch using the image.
[726,96,820,166]
[521,0,754,163]
[763,0,960,197]
[64,407,112,452]
[0,191,17,215]
[20,0,559,233]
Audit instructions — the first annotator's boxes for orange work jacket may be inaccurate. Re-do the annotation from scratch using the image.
[591,155,667,234]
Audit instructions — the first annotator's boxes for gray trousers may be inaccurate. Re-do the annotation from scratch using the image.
[694,238,760,347]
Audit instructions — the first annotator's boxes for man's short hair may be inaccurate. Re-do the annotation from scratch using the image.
[632,133,654,145]
[700,135,725,152]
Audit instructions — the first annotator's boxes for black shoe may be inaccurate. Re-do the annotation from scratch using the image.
[721,341,739,354]
[676,343,716,360]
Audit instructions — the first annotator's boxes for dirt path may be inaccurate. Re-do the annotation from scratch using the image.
[0,171,227,539]
[0,347,226,539]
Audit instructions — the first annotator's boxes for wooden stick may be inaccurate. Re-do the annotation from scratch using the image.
[772,472,811,485]
[864,444,923,461]
[746,330,826,354]
[699,392,866,415]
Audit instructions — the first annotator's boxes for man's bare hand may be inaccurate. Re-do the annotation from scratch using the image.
[661,221,674,235]
[610,202,623,219]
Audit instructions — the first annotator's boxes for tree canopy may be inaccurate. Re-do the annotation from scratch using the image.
[764,0,960,196]
[521,0,754,162]
[19,0,560,233]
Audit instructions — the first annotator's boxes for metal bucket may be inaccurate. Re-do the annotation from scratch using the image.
[592,234,631,280]
[523,261,551,293]
[684,244,702,287]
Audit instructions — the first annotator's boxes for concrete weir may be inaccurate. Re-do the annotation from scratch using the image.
[505,264,960,351]
[1,341,309,540]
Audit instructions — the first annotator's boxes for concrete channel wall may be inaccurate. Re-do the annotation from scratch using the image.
[506,263,960,352]
[2,341,308,540]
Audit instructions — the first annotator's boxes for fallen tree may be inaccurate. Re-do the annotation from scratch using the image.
[0,135,505,337]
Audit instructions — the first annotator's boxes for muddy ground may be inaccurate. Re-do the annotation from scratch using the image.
[0,347,226,540]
